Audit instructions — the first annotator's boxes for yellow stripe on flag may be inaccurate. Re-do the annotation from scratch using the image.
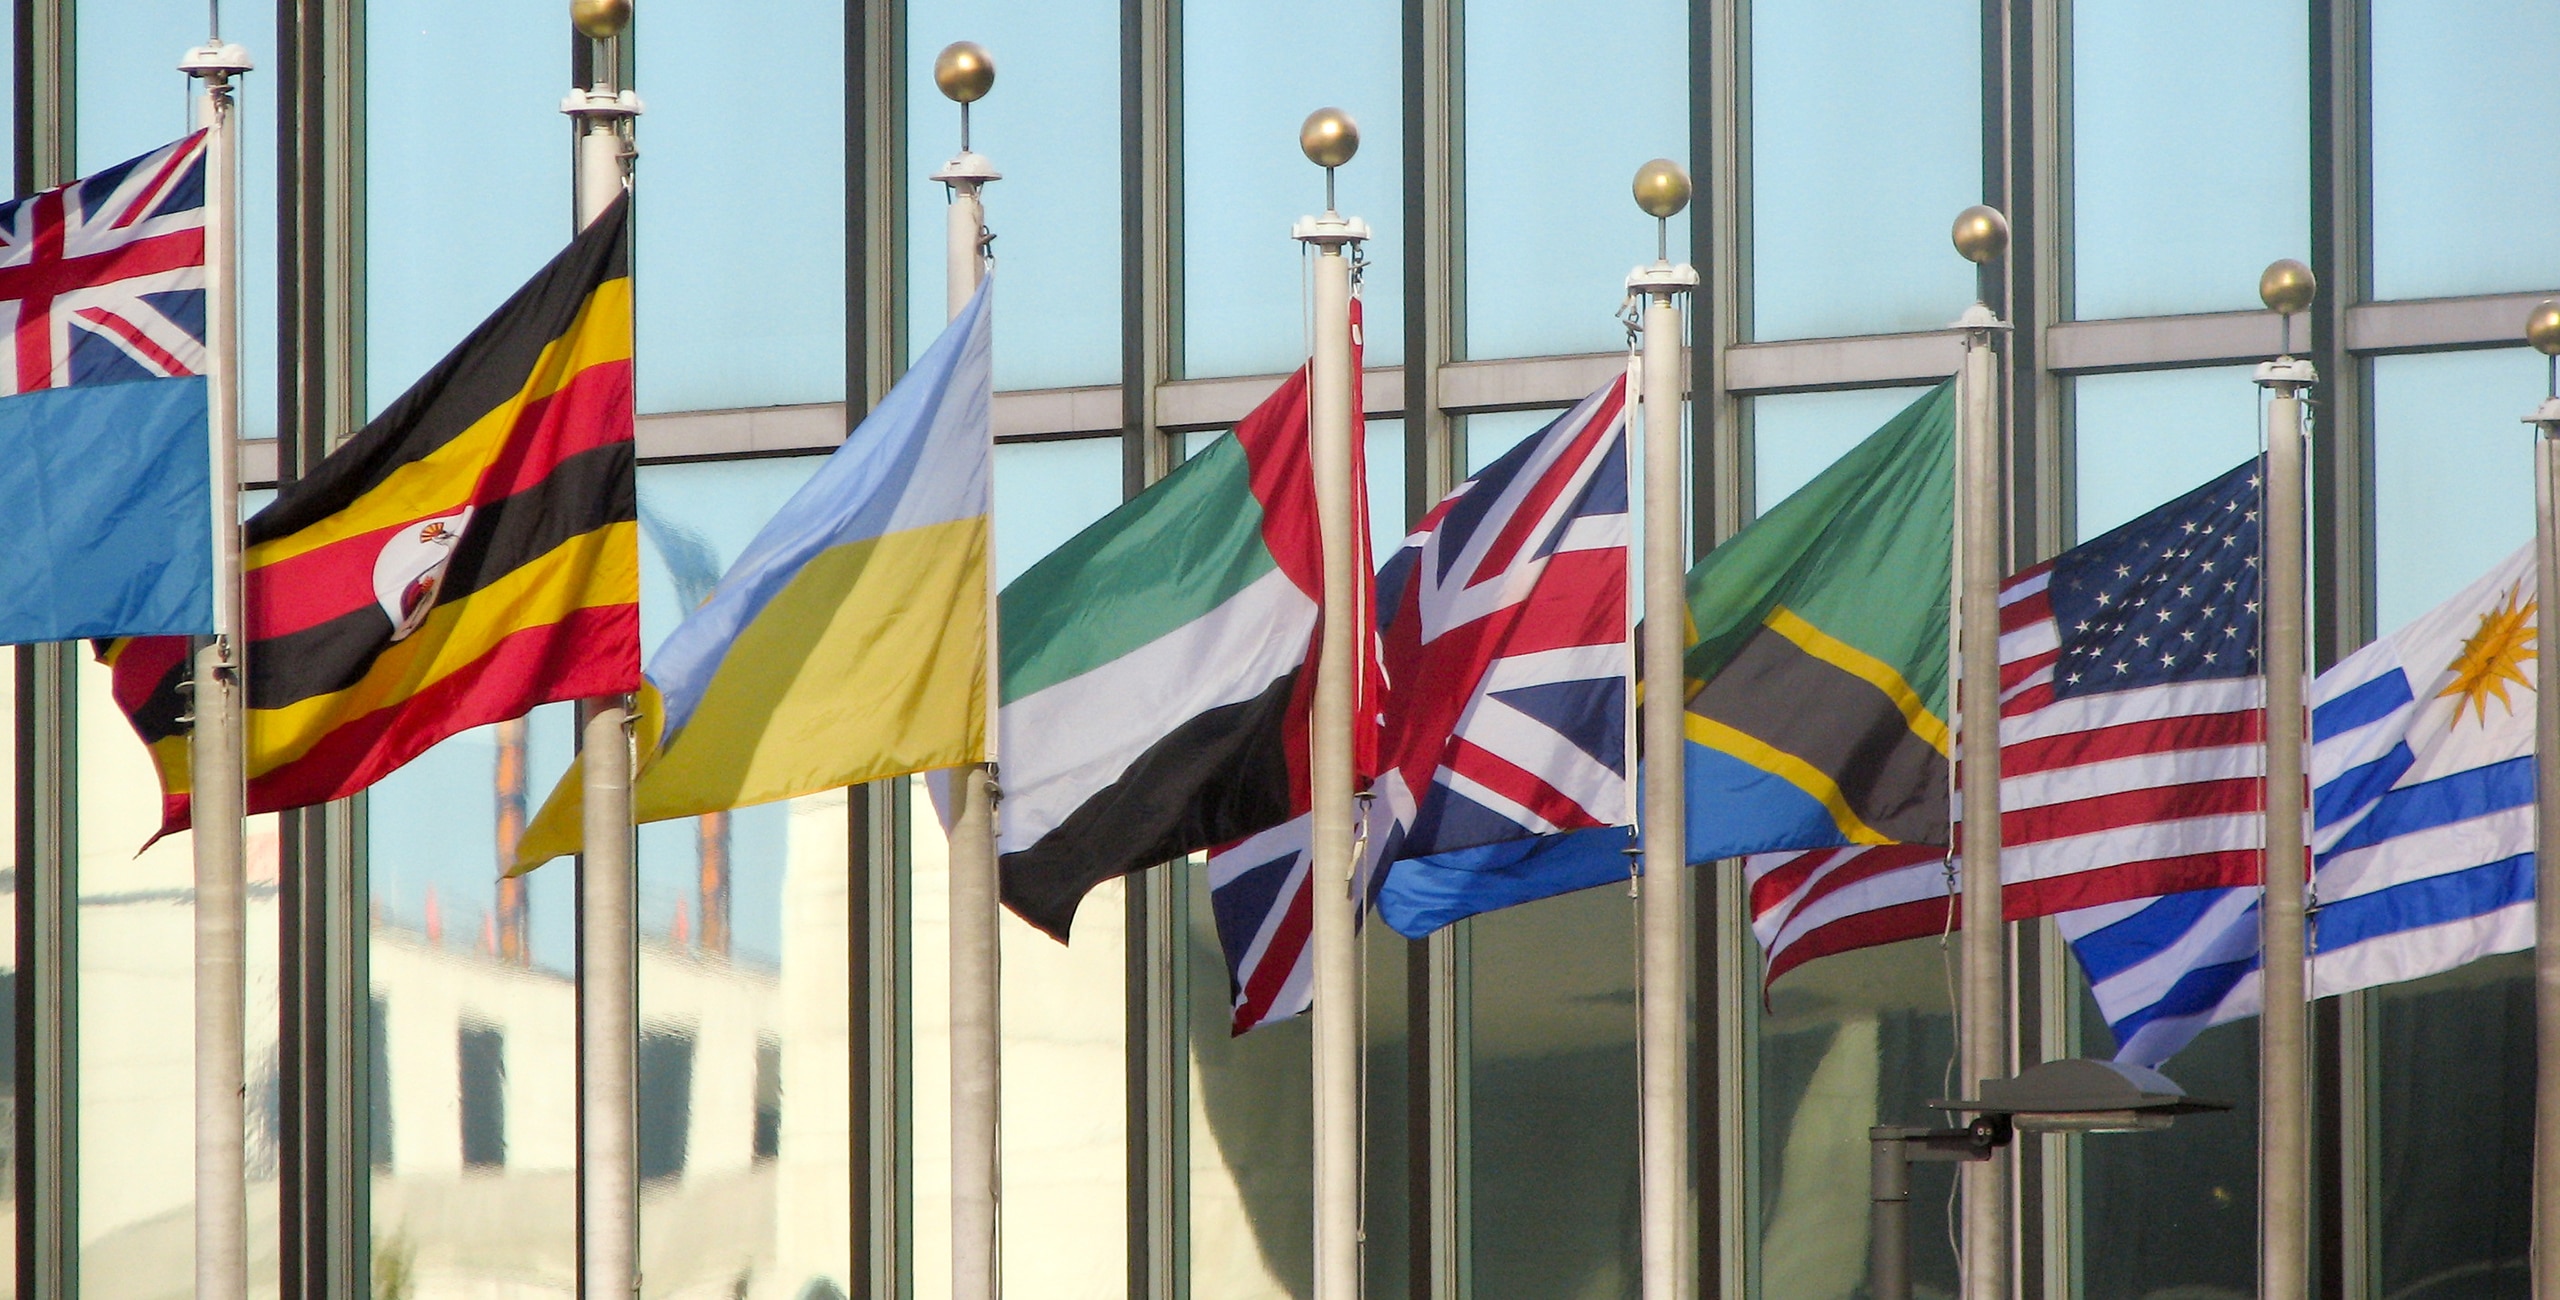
[1682,710,1895,846]
[1762,604,1951,757]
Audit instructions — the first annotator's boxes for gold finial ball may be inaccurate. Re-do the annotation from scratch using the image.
[2525,301,2560,357]
[2259,259,2317,316]
[935,41,995,104]
[1301,108,1360,169]
[570,0,631,40]
[1951,205,2009,264]
[1632,158,1692,220]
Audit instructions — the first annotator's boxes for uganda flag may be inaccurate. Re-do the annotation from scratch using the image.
[103,196,639,837]
[1682,381,1954,861]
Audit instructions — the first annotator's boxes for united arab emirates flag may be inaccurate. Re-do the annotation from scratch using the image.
[998,363,1356,941]
[1682,380,1955,860]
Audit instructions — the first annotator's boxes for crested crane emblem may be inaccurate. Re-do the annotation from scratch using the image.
[372,508,472,643]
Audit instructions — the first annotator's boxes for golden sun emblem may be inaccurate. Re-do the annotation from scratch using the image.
[2438,583,2538,727]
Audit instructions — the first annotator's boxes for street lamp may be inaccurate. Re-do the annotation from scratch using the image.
[1868,1059,2231,1300]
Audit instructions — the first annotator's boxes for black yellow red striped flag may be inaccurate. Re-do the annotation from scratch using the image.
[103,195,639,837]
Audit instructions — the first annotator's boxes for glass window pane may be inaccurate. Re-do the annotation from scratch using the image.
[2372,953,2531,1296]
[1184,0,1401,377]
[996,438,1126,588]
[2075,1004,2258,1299]
[78,0,279,439]
[2071,1,2308,319]
[2072,366,2262,541]
[1472,885,1637,1294]
[1464,0,1685,359]
[2373,1,2560,300]
[638,0,844,412]
[369,0,568,413]
[908,0,1120,389]
[2373,349,2541,632]
[1752,0,1977,342]
[1753,386,1936,508]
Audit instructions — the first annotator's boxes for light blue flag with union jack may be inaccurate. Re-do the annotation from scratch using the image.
[0,132,215,643]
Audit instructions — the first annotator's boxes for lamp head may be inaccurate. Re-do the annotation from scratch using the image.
[1952,205,2009,264]
[2259,259,2317,316]
[935,41,995,104]
[1300,108,1360,170]
[570,0,631,40]
[1632,158,1692,220]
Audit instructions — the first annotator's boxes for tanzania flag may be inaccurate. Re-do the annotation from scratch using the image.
[998,348,1373,942]
[1683,381,1954,860]
[104,197,638,835]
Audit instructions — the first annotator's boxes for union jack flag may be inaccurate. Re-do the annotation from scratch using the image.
[1211,377,1633,1032]
[0,132,210,396]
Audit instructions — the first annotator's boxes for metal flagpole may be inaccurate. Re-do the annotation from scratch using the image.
[932,40,1005,1300]
[2524,299,2560,1300]
[564,2,641,1295]
[1629,159,1699,1300]
[1949,205,2012,1300]
[2254,258,2318,1300]
[1295,107,1368,1300]
[180,29,254,1300]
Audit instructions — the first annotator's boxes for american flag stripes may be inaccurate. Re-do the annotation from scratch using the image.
[1745,459,2266,988]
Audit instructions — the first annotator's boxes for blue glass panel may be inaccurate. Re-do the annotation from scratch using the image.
[2073,366,2262,542]
[1464,0,1686,359]
[77,0,279,440]
[369,0,568,412]
[2373,349,2542,634]
[1752,0,1977,341]
[996,436,1124,586]
[2373,0,2560,300]
[2073,0,2308,319]
[637,0,844,412]
[1752,386,1935,509]
[908,0,1120,389]
[1184,0,1402,376]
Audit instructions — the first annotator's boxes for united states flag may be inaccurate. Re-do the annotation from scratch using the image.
[1747,458,2265,987]
[0,132,210,395]
[1211,377,1631,1032]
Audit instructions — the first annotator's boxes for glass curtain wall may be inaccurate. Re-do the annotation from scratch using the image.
[2370,0,2560,301]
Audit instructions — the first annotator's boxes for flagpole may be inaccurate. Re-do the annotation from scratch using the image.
[180,31,253,1300]
[1295,107,1369,1300]
[1629,159,1699,1300]
[1950,204,2012,1300]
[563,2,640,1295]
[2254,258,2318,1300]
[932,41,1005,1300]
[2519,299,2560,1300]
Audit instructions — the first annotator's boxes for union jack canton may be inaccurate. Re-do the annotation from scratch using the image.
[0,131,210,395]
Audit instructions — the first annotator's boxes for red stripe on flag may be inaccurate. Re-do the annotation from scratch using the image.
[2002,776,2263,846]
[1233,874,1313,1034]
[2003,709,2263,779]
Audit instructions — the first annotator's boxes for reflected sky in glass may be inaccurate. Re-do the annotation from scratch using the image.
[2073,0,2307,319]
[637,0,844,413]
[995,437,1124,587]
[370,704,580,972]
[2073,367,2262,542]
[2373,350,2542,632]
[1184,0,1402,377]
[1753,386,1937,510]
[909,0,1120,389]
[80,0,278,440]
[1464,0,1685,359]
[1752,0,1977,341]
[2372,1,2560,300]
[369,0,568,413]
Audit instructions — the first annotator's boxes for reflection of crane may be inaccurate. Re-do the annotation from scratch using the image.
[495,716,528,964]
[643,507,733,959]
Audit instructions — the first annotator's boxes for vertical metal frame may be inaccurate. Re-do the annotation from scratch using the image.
[274,0,372,1291]
[12,1,74,1292]
[1120,0,1187,1291]
[848,0,911,1293]
[1400,0,1468,1295]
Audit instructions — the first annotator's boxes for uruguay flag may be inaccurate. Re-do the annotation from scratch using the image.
[0,134,216,643]
[2064,543,2540,1065]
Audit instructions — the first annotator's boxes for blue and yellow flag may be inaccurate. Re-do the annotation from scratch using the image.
[514,279,992,869]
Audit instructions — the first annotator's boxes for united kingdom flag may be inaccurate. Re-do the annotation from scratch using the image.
[1210,376,1633,1031]
[0,131,210,395]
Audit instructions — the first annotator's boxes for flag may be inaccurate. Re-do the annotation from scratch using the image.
[1000,310,1372,943]
[0,132,215,642]
[1743,458,2268,988]
[514,275,993,870]
[1213,377,1630,1029]
[2066,542,2540,1066]
[1684,382,1954,860]
[106,195,638,836]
